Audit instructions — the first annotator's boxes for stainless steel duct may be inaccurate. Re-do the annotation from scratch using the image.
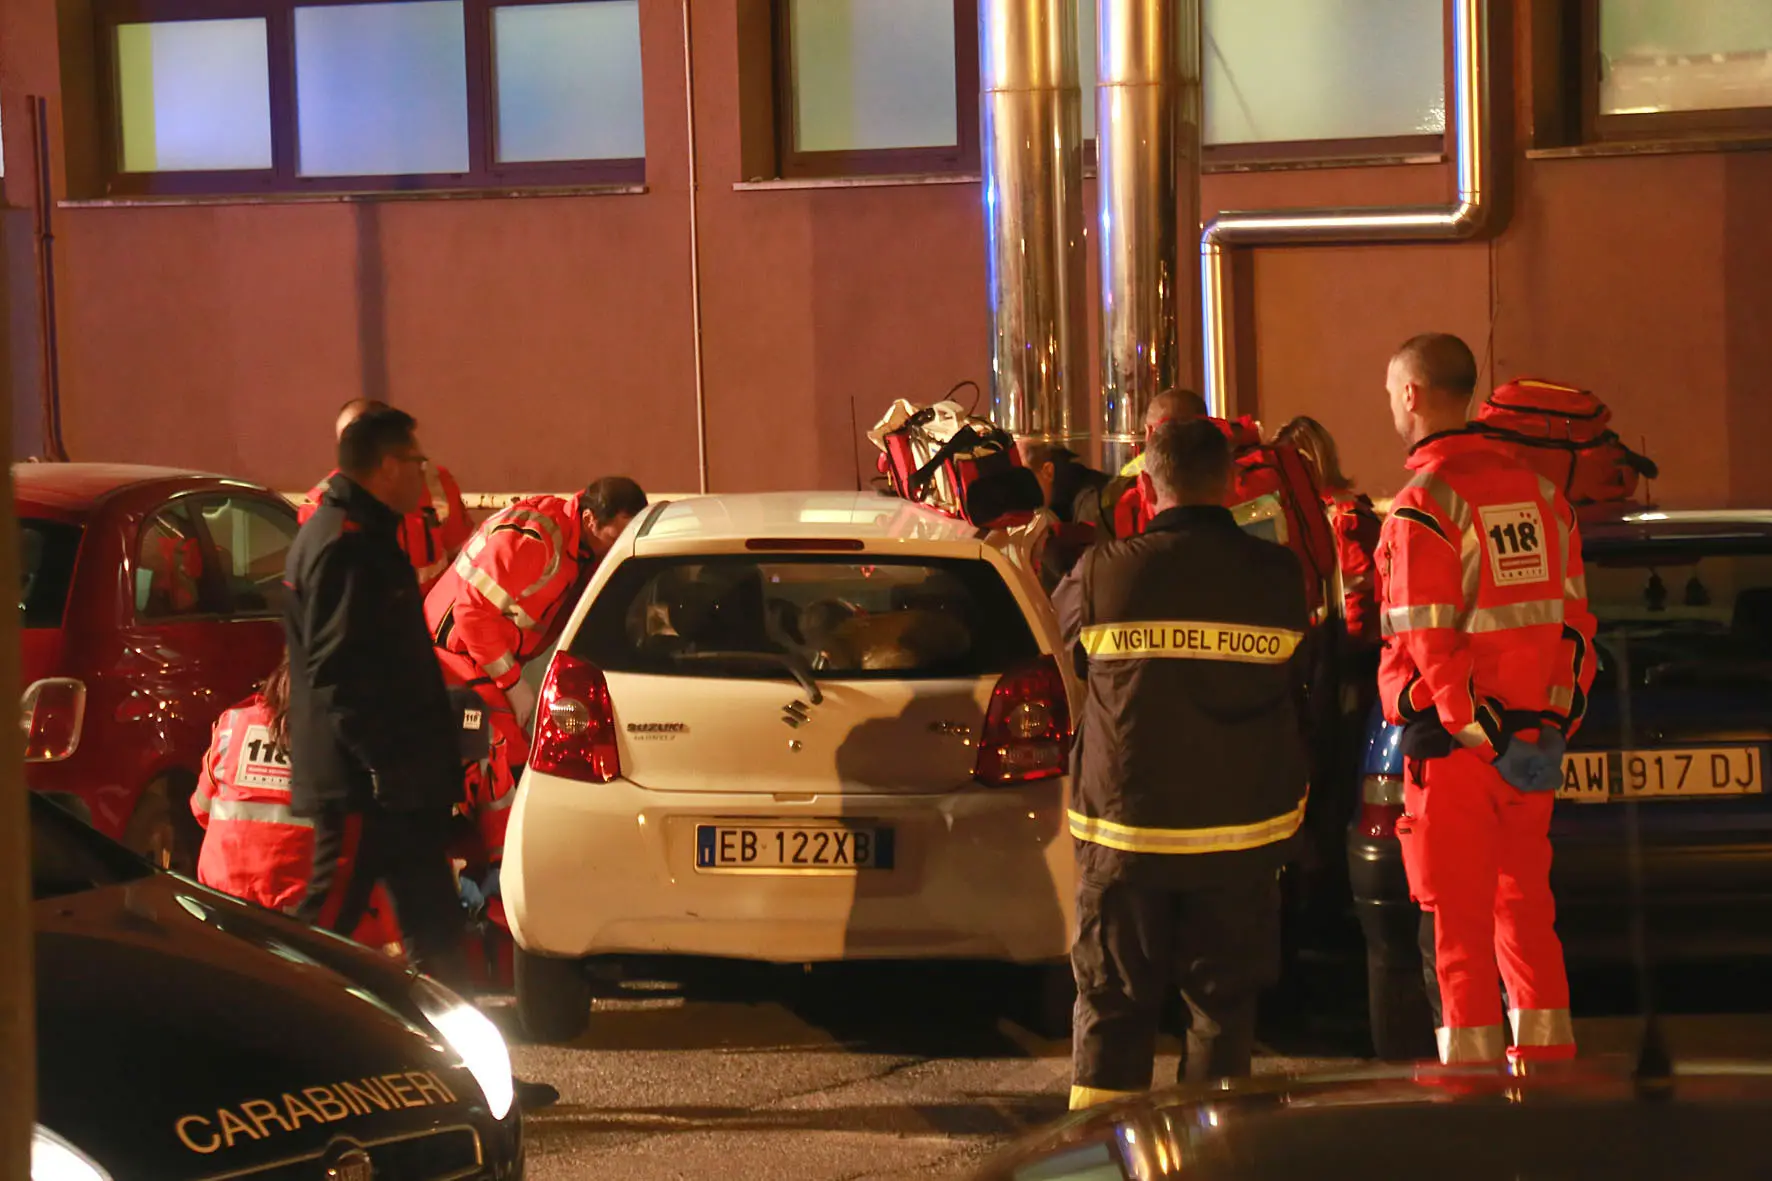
[1097,0,1202,473]
[981,0,1088,452]
[1200,0,1491,416]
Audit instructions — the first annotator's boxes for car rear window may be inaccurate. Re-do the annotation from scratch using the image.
[1586,540,1772,680]
[573,555,1040,680]
[21,519,82,629]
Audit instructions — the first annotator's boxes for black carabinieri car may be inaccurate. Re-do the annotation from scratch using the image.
[30,791,523,1180]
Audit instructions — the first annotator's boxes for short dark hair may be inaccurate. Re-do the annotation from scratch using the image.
[580,476,648,523]
[1022,442,1075,470]
[1146,388,1208,428]
[1393,333,1478,399]
[1145,419,1231,506]
[338,397,389,419]
[338,407,418,477]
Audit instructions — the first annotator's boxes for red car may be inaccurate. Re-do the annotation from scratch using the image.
[19,463,298,869]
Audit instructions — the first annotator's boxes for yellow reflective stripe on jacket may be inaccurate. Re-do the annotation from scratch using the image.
[1078,620,1302,664]
[1119,452,1145,478]
[1067,799,1305,855]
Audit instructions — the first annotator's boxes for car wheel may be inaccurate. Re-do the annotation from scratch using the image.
[514,948,592,1044]
[124,775,200,875]
[1366,948,1437,1061]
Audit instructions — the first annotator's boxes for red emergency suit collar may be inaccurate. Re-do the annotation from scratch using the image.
[1405,427,1513,471]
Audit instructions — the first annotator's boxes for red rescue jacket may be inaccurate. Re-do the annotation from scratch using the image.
[437,648,519,861]
[425,493,593,694]
[1326,489,1382,647]
[1377,430,1599,759]
[300,463,472,593]
[191,695,312,911]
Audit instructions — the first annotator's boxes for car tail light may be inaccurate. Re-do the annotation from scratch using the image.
[528,653,620,784]
[21,678,86,763]
[975,657,1071,785]
[1358,773,1405,839]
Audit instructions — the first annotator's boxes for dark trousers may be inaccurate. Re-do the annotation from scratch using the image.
[1071,873,1280,1093]
[297,800,467,988]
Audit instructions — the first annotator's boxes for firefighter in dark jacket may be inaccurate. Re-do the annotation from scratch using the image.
[286,406,469,986]
[1054,419,1312,1110]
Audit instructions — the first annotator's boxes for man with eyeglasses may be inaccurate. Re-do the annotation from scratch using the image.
[285,406,469,986]
[300,398,473,594]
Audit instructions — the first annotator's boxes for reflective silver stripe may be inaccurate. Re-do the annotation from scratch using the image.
[1383,603,1460,636]
[463,565,540,632]
[209,798,313,828]
[492,506,568,601]
[482,651,519,680]
[1547,685,1574,710]
[1536,475,1559,505]
[192,790,212,815]
[1466,599,1564,633]
[1564,574,1586,601]
[1407,471,1474,534]
[1068,799,1306,855]
[1438,1024,1507,1064]
[1510,1007,1575,1047]
[415,556,449,584]
[425,465,451,523]
[1460,519,1483,608]
[485,786,519,813]
[1452,721,1490,749]
[1344,570,1372,593]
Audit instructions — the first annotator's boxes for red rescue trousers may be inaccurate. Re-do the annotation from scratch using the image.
[1397,748,1575,1064]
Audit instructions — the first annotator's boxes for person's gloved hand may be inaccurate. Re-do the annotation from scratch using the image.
[1495,731,1566,794]
[505,678,538,732]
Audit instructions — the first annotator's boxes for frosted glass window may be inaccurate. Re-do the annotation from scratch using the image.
[494,1,645,163]
[115,19,272,172]
[294,1,469,177]
[1203,0,1444,144]
[790,0,957,152]
[1075,0,1443,146]
[1600,0,1772,116]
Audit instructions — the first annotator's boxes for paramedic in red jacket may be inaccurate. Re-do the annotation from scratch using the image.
[1275,415,1382,648]
[299,398,473,593]
[426,475,649,769]
[1377,333,1597,1065]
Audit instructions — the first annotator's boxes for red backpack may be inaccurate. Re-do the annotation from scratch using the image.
[869,389,1045,528]
[1112,416,1339,620]
[1475,379,1658,504]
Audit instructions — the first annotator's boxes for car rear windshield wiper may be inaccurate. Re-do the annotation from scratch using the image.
[671,649,823,705]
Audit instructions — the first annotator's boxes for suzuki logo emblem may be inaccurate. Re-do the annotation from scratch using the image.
[781,700,813,728]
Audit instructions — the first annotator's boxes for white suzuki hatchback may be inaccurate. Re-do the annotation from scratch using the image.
[502,492,1077,1041]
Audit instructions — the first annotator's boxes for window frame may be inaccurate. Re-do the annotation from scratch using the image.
[770,0,1449,181]
[92,0,646,198]
[131,497,232,623]
[1577,0,1772,144]
[187,492,301,620]
[771,0,980,180]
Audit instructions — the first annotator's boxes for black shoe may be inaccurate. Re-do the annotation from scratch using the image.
[514,1079,560,1112]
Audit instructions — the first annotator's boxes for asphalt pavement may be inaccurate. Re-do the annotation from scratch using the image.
[489,954,1772,1181]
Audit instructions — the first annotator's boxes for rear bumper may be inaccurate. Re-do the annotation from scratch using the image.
[1349,829,1772,962]
[504,773,1076,964]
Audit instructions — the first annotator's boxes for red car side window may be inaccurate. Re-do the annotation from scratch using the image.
[135,505,219,620]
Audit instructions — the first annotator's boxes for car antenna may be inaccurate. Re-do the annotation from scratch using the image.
[1616,631,1673,1098]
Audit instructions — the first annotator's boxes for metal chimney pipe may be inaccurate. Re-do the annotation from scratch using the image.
[1200,0,1491,415]
[1096,0,1202,473]
[980,0,1088,453]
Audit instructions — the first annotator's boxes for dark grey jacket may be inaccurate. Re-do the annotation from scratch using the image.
[283,475,460,814]
[1054,504,1311,887]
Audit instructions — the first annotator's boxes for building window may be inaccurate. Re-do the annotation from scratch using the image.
[1080,0,1445,158]
[1588,0,1772,140]
[95,0,645,197]
[775,0,1444,179]
[774,0,978,178]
